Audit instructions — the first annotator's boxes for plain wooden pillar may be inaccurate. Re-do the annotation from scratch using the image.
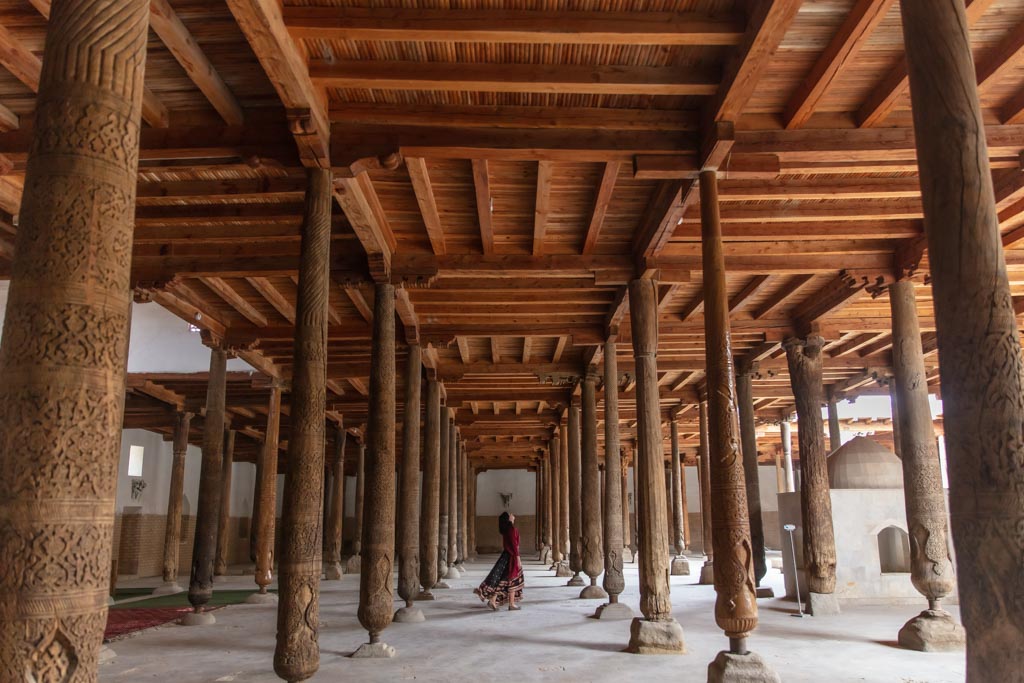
[550,434,563,566]
[253,384,282,596]
[567,401,584,585]
[215,428,237,576]
[324,424,346,580]
[780,421,795,493]
[437,406,450,583]
[418,379,441,600]
[159,412,193,591]
[395,344,424,621]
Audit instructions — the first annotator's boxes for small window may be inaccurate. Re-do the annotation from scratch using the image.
[127,445,145,477]
[878,526,911,573]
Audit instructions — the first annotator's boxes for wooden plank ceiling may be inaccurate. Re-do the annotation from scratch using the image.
[1,0,1021,470]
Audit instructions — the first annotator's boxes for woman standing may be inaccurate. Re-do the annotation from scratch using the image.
[475,512,524,610]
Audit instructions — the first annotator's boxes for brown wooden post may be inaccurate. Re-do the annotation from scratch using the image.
[580,368,607,599]
[784,335,839,616]
[826,388,842,453]
[273,168,331,682]
[626,278,684,653]
[780,420,795,493]
[889,280,964,651]
[324,423,346,581]
[417,378,441,600]
[550,433,563,568]
[157,411,193,594]
[395,343,424,622]
[567,401,585,587]
[354,282,397,657]
[621,458,633,562]
[468,465,478,561]
[186,347,229,624]
[445,417,460,579]
[0,0,149,674]
[250,383,282,602]
[346,441,366,574]
[698,399,714,585]
[436,405,450,586]
[215,427,236,577]
[669,417,689,576]
[560,422,570,565]
[736,361,768,592]
[458,435,468,567]
[541,453,553,563]
[889,388,902,459]
[680,456,691,546]
[702,170,772,678]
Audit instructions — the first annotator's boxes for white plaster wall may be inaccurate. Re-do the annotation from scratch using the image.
[476,470,536,516]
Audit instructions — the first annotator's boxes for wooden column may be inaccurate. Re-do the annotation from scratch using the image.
[395,344,424,622]
[252,384,282,600]
[468,466,478,560]
[889,280,963,650]
[187,347,229,622]
[158,412,193,594]
[736,362,767,589]
[0,0,147,673]
[698,399,714,584]
[566,401,585,586]
[273,168,331,682]
[580,368,607,598]
[445,417,460,579]
[458,436,468,566]
[826,389,842,452]
[701,170,763,665]
[355,282,397,657]
[324,424,346,581]
[597,338,631,619]
[215,428,236,576]
[621,460,633,561]
[626,278,684,653]
[347,441,366,573]
[784,335,839,616]
[780,421,795,493]
[550,433,564,568]
[436,406,450,585]
[680,458,691,549]
[669,419,688,570]
[889,389,902,459]
[542,455,553,562]
[559,422,570,564]
[417,378,441,600]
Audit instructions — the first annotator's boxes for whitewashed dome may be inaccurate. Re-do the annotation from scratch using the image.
[827,436,904,489]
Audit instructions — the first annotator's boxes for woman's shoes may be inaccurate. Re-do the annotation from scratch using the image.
[488,601,498,611]
[508,605,521,611]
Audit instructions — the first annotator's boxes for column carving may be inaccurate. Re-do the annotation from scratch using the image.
[417,378,441,601]
[579,368,606,599]
[566,402,584,587]
[251,383,282,601]
[736,361,768,591]
[324,423,347,581]
[157,411,193,594]
[395,344,424,622]
[214,428,236,576]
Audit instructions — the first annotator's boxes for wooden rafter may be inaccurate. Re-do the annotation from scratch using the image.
[472,159,494,254]
[581,161,620,255]
[406,157,446,255]
[752,274,814,320]
[333,174,396,281]
[533,160,553,256]
[246,277,294,324]
[729,274,771,312]
[200,277,267,327]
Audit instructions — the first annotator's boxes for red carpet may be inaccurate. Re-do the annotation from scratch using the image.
[104,606,220,641]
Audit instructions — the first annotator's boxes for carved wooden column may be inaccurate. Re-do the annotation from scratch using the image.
[901,0,1024,674]
[559,422,570,567]
[826,388,842,453]
[680,456,691,549]
[889,280,963,650]
[784,335,839,616]
[541,455,553,563]
[889,388,902,459]
[621,459,633,562]
[324,424,346,581]
[580,368,607,599]
[596,338,631,619]
[698,399,714,585]
[736,361,768,594]
[468,465,478,561]
[354,283,397,658]
[445,418,461,579]
[215,428,236,577]
[436,406,450,586]
[273,168,331,682]
[395,344,424,622]
[669,417,689,576]
[701,170,774,680]
[626,278,684,653]
[458,436,468,568]
[566,401,585,587]
[780,421,795,493]
[346,441,366,574]
[417,378,441,601]
[186,347,229,625]
[549,433,563,569]
[249,383,282,604]
[157,412,193,595]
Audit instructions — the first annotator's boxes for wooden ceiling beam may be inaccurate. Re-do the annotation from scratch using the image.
[532,160,553,256]
[406,157,446,255]
[395,286,420,345]
[199,276,268,327]
[752,274,814,320]
[729,274,771,312]
[333,174,395,281]
[472,159,494,254]
[245,276,294,324]
[343,285,372,323]
[976,20,1024,95]
[581,161,621,255]
[522,337,533,364]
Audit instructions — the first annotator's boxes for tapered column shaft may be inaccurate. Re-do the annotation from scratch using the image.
[736,364,767,586]
[274,168,331,682]
[568,402,583,576]
[621,463,632,551]
[698,401,713,560]
[826,391,842,452]
[447,418,458,571]
[254,385,282,592]
[468,467,477,559]
[560,423,570,560]
[901,0,1024,674]
[603,339,626,601]
[419,379,441,595]
[780,421,795,493]
[680,460,690,547]
[543,455,553,551]
[701,170,758,643]
[325,424,346,577]
[357,283,397,642]
[189,348,229,611]
[551,434,563,563]
[581,369,604,585]
[889,281,956,606]
[215,428,236,575]
[784,336,837,596]
[628,278,672,621]
[670,419,685,555]
[162,412,193,583]
[438,407,450,575]
[0,0,147,673]
[398,344,422,608]
[353,442,366,557]
[458,436,467,563]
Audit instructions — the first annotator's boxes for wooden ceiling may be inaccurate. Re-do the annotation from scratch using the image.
[1,0,1021,469]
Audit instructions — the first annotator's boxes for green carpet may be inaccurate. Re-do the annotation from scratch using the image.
[113,587,155,599]
[111,589,275,610]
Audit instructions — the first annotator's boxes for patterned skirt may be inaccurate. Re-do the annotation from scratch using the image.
[476,551,525,606]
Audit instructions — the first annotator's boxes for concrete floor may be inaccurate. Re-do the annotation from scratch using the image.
[103,554,966,682]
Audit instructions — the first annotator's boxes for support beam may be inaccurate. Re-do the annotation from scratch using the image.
[582,161,620,255]
[417,379,441,600]
[406,157,446,255]
[473,159,494,254]
[395,344,424,622]
[533,160,553,255]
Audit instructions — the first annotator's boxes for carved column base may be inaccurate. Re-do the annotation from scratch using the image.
[567,572,585,587]
[345,555,362,574]
[324,562,343,581]
[433,580,451,590]
[415,589,435,601]
[756,587,775,599]
[671,556,691,576]
[180,610,217,626]
[540,546,552,564]
[437,559,447,579]
[898,609,965,652]
[808,592,841,616]
[445,564,463,579]
[626,617,686,654]
[579,582,607,600]
[622,547,634,563]
[393,606,426,623]
[245,591,278,605]
[699,562,714,585]
[350,642,396,659]
[707,651,781,683]
[555,561,573,577]
[152,581,185,596]
[594,601,633,620]
[99,645,117,665]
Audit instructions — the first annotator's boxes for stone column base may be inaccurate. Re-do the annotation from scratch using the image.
[594,601,633,620]
[324,562,343,580]
[567,572,585,587]
[699,562,714,585]
[671,556,691,575]
[350,642,396,658]
[345,555,362,574]
[152,581,184,596]
[555,562,573,577]
[416,589,435,601]
[393,605,426,623]
[707,650,781,682]
[898,609,965,652]
[433,580,451,589]
[180,610,216,626]
[580,584,608,600]
[755,586,775,598]
[626,617,686,654]
[99,645,116,665]
[808,592,840,616]
[622,547,634,563]
[540,546,552,564]
[445,564,462,579]
[244,591,278,605]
